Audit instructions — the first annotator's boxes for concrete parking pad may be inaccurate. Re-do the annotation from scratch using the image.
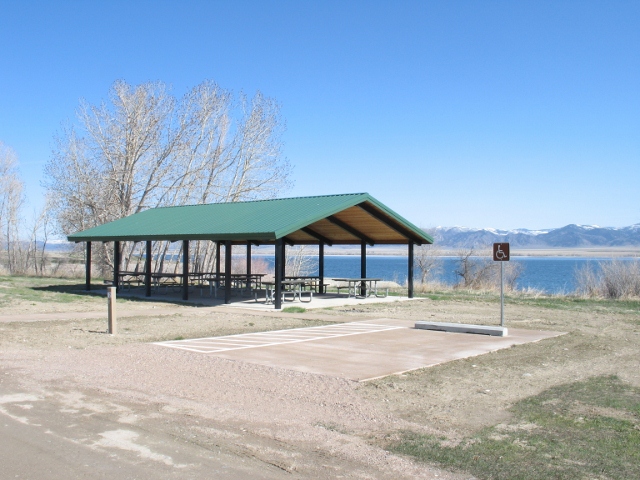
[156,323,404,354]
[155,318,564,381]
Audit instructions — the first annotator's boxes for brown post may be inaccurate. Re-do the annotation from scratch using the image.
[107,286,117,334]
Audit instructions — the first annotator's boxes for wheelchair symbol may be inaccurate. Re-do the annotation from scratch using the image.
[493,243,510,261]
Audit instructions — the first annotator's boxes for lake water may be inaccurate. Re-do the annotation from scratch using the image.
[253,255,637,294]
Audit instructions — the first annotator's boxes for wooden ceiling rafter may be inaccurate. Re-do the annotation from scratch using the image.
[301,226,333,246]
[357,202,425,245]
[282,236,295,246]
[326,215,375,246]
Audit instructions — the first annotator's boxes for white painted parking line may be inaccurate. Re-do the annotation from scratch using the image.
[154,323,404,354]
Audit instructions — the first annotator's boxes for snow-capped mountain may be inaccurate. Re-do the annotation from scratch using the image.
[429,224,640,248]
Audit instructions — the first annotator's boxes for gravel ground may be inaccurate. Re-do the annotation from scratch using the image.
[1,288,638,478]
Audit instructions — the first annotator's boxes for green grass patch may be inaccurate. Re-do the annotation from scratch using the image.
[0,275,101,306]
[389,375,640,480]
[282,306,306,313]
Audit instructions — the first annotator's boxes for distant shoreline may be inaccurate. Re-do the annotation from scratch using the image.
[503,247,640,257]
[305,246,640,257]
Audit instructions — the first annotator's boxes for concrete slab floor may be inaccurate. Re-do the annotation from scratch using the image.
[105,287,419,311]
[156,318,565,382]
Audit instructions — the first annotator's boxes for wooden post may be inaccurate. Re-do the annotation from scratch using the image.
[85,241,91,291]
[107,286,117,334]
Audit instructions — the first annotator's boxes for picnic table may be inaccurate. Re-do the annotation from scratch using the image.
[117,271,145,289]
[284,276,325,293]
[117,271,268,297]
[117,271,183,292]
[197,273,267,297]
[261,279,313,304]
[152,273,185,293]
[331,277,385,298]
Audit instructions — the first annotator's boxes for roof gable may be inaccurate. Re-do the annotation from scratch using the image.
[67,193,433,245]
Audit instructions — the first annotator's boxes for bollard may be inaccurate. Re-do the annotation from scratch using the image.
[107,286,117,334]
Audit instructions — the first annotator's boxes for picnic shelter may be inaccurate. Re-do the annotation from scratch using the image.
[67,193,434,309]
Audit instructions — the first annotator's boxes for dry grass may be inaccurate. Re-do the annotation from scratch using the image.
[575,259,640,299]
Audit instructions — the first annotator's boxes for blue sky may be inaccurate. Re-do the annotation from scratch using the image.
[1,0,638,231]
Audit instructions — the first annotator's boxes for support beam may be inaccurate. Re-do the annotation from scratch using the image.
[182,240,189,301]
[246,242,252,275]
[215,241,221,289]
[85,241,91,291]
[282,237,294,246]
[357,202,426,245]
[319,243,325,294]
[327,215,374,246]
[408,242,414,298]
[301,227,333,246]
[274,239,283,309]
[246,242,252,290]
[224,242,232,304]
[113,241,120,291]
[145,240,152,297]
[360,240,367,296]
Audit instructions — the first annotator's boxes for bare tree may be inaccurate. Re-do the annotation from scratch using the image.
[415,229,442,284]
[455,247,523,291]
[285,245,317,277]
[0,142,26,274]
[44,80,292,273]
[455,248,492,288]
[26,197,55,275]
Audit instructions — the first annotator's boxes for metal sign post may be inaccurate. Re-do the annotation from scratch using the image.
[492,243,510,327]
[500,262,504,326]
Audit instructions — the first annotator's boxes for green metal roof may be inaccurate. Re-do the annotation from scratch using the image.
[67,193,433,245]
